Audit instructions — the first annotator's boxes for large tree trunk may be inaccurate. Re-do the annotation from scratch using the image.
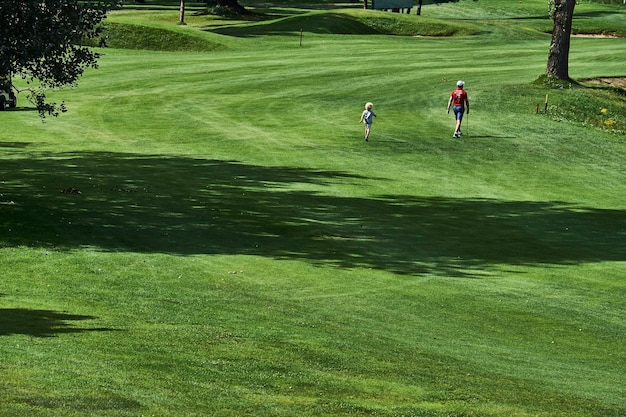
[546,0,576,80]
[179,0,185,25]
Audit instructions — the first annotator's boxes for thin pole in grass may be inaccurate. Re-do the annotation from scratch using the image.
[466,87,470,137]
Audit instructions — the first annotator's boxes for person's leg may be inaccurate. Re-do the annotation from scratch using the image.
[365,124,371,140]
[453,107,464,136]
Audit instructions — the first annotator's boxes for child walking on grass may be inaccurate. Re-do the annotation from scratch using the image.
[359,102,377,141]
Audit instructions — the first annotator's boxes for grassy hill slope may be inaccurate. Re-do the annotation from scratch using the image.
[1,1,625,416]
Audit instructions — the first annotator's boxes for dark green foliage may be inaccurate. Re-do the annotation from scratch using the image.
[0,0,120,117]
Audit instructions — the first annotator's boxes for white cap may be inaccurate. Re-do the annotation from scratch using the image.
[457,80,465,87]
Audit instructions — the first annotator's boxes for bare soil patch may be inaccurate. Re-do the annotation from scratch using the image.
[572,32,622,39]
[582,77,626,89]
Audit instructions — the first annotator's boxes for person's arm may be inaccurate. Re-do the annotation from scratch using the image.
[447,96,453,113]
[359,113,364,123]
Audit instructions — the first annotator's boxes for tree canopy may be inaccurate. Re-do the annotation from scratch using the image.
[216,0,248,14]
[0,0,120,117]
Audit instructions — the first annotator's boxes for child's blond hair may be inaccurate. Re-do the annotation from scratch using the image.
[365,102,373,110]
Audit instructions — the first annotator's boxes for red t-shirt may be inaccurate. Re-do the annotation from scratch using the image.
[450,88,467,107]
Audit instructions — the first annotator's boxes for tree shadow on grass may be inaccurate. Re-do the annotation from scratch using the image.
[208,13,382,37]
[1,151,625,276]
[0,141,34,149]
[0,308,115,338]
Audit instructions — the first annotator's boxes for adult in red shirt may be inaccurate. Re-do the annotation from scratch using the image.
[446,80,470,138]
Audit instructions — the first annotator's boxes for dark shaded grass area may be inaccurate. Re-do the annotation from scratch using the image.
[2,151,625,276]
[0,307,115,337]
[208,11,468,37]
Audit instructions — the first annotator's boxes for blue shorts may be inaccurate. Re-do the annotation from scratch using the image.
[453,106,465,121]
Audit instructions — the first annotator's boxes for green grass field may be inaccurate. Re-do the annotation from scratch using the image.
[1,0,625,416]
